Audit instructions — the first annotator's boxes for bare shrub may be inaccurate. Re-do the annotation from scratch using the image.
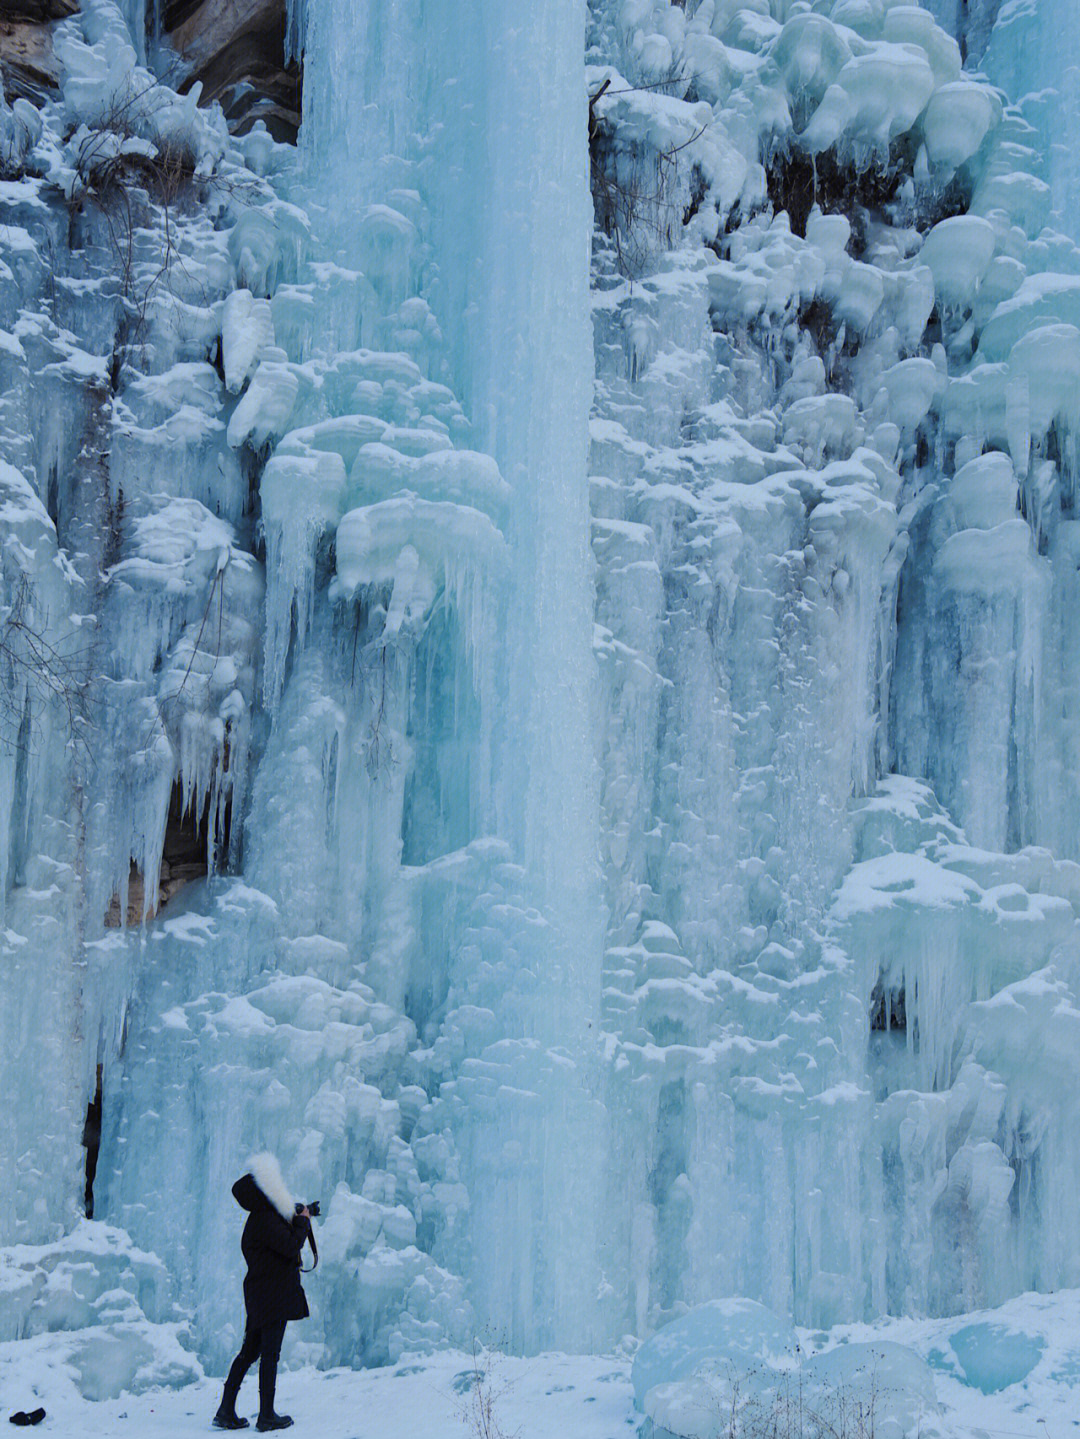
[588,72,709,279]
[456,1341,520,1439]
[0,574,93,751]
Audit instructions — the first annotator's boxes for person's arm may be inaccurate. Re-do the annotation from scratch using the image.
[254,1207,310,1259]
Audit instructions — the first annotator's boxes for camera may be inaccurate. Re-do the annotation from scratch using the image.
[296,1200,321,1218]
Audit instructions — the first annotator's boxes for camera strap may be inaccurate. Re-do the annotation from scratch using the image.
[299,1221,318,1273]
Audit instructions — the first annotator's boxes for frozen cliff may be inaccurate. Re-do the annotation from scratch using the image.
[4,0,1080,1398]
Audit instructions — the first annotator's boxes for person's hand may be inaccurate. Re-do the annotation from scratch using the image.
[298,1206,311,1219]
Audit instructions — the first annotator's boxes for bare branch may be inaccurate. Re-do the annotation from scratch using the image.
[0,575,94,752]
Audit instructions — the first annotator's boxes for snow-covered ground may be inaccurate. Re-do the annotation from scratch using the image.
[6,1290,1080,1438]
[0,1345,635,1438]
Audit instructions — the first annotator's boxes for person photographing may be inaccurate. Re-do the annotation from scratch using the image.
[214,1154,318,1432]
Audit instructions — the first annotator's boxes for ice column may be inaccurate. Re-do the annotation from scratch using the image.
[454,3,604,1351]
[301,0,603,1350]
[982,0,1080,242]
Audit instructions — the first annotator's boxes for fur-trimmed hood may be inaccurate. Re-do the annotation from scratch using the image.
[233,1152,295,1223]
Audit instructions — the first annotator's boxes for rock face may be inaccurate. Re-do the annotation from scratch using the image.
[2,0,77,17]
[0,0,300,139]
[0,0,76,99]
[165,0,301,142]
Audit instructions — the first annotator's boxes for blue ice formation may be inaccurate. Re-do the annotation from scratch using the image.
[4,0,1080,1394]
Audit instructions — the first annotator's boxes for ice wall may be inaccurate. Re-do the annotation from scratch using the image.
[294,0,605,1350]
[7,0,1080,1390]
[920,0,1001,65]
[584,0,1080,1333]
[591,0,1080,1331]
[980,0,1080,244]
[3,0,603,1373]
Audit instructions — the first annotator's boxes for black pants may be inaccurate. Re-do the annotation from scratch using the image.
[220,1318,287,1418]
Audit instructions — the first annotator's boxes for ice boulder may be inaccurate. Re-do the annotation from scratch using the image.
[773,14,853,109]
[800,44,936,156]
[875,357,942,434]
[634,1312,936,1439]
[0,1221,200,1401]
[948,1321,1045,1394]
[631,1298,796,1408]
[221,289,274,394]
[945,452,1018,532]
[882,7,962,86]
[643,1377,732,1439]
[921,81,1001,171]
[799,1342,938,1439]
[919,215,997,309]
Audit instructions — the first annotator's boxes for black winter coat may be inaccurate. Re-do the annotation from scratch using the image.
[232,1172,310,1328]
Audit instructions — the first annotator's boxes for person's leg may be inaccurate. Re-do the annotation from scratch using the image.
[218,1322,261,1420]
[256,1319,288,1421]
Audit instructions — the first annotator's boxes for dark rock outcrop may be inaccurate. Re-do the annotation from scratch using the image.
[1,0,77,19]
[0,0,301,142]
[167,0,301,142]
[0,0,76,100]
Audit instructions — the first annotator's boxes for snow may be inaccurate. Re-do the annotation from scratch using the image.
[0,1345,633,1438]
[8,1294,1080,1437]
[220,290,274,395]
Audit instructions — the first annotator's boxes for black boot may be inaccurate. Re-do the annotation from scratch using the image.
[256,1416,293,1432]
[213,1409,250,1430]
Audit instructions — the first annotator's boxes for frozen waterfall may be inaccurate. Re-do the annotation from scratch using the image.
[5,0,1080,1401]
